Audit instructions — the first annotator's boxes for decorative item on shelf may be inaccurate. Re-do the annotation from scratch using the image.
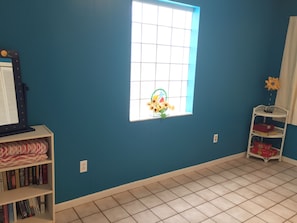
[0,49,8,57]
[147,88,174,119]
[264,76,280,113]
[251,141,278,158]
[253,123,274,132]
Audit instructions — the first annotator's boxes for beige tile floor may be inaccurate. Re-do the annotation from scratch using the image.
[56,157,297,223]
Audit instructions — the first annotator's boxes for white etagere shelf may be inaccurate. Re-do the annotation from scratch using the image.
[246,105,288,162]
[0,125,55,223]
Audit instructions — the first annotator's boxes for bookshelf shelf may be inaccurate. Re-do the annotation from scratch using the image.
[14,213,52,223]
[0,125,55,222]
[0,185,53,205]
[0,160,52,173]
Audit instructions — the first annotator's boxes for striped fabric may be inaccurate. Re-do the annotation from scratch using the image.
[0,139,48,168]
[0,139,48,158]
[0,154,48,168]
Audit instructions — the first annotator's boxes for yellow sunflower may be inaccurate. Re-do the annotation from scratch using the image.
[163,102,169,109]
[265,77,280,91]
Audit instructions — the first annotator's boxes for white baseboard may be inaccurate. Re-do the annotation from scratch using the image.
[55,152,247,212]
[282,156,297,166]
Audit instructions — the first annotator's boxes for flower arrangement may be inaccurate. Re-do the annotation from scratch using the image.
[147,89,174,119]
[264,76,280,112]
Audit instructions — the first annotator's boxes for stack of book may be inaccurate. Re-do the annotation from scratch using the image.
[1,164,48,190]
[0,196,45,222]
[0,204,14,223]
[16,196,45,219]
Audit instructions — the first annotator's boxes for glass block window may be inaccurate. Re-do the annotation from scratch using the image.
[129,0,200,121]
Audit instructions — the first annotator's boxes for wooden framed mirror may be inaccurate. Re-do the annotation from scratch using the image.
[0,49,34,136]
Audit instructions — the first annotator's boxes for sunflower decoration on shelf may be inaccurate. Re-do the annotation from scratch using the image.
[265,76,280,91]
[264,76,280,112]
[147,89,174,119]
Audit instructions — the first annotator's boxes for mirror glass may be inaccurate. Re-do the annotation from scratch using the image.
[0,58,19,125]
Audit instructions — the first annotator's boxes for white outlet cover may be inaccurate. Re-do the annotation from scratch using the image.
[80,160,88,173]
[213,134,218,143]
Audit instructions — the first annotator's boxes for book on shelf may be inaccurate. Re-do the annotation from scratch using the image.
[2,204,9,223]
[39,195,46,214]
[42,164,48,184]
[0,173,3,192]
[28,167,33,185]
[19,168,25,187]
[15,169,20,189]
[8,204,14,223]
[6,171,16,190]
[24,167,29,186]
[0,205,3,223]
[23,200,33,217]
[17,201,28,219]
[32,166,37,185]
[29,198,40,215]
[5,172,11,190]
[2,173,8,191]
[38,165,43,185]
[16,197,44,220]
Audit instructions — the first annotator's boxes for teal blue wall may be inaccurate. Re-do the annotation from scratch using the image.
[1,0,296,203]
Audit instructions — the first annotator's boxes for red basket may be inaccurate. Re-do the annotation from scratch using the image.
[253,123,274,132]
[251,141,278,158]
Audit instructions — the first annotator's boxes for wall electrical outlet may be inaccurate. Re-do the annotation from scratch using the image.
[80,160,88,173]
[213,134,219,143]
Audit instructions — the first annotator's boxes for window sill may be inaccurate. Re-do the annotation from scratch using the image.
[129,112,193,122]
